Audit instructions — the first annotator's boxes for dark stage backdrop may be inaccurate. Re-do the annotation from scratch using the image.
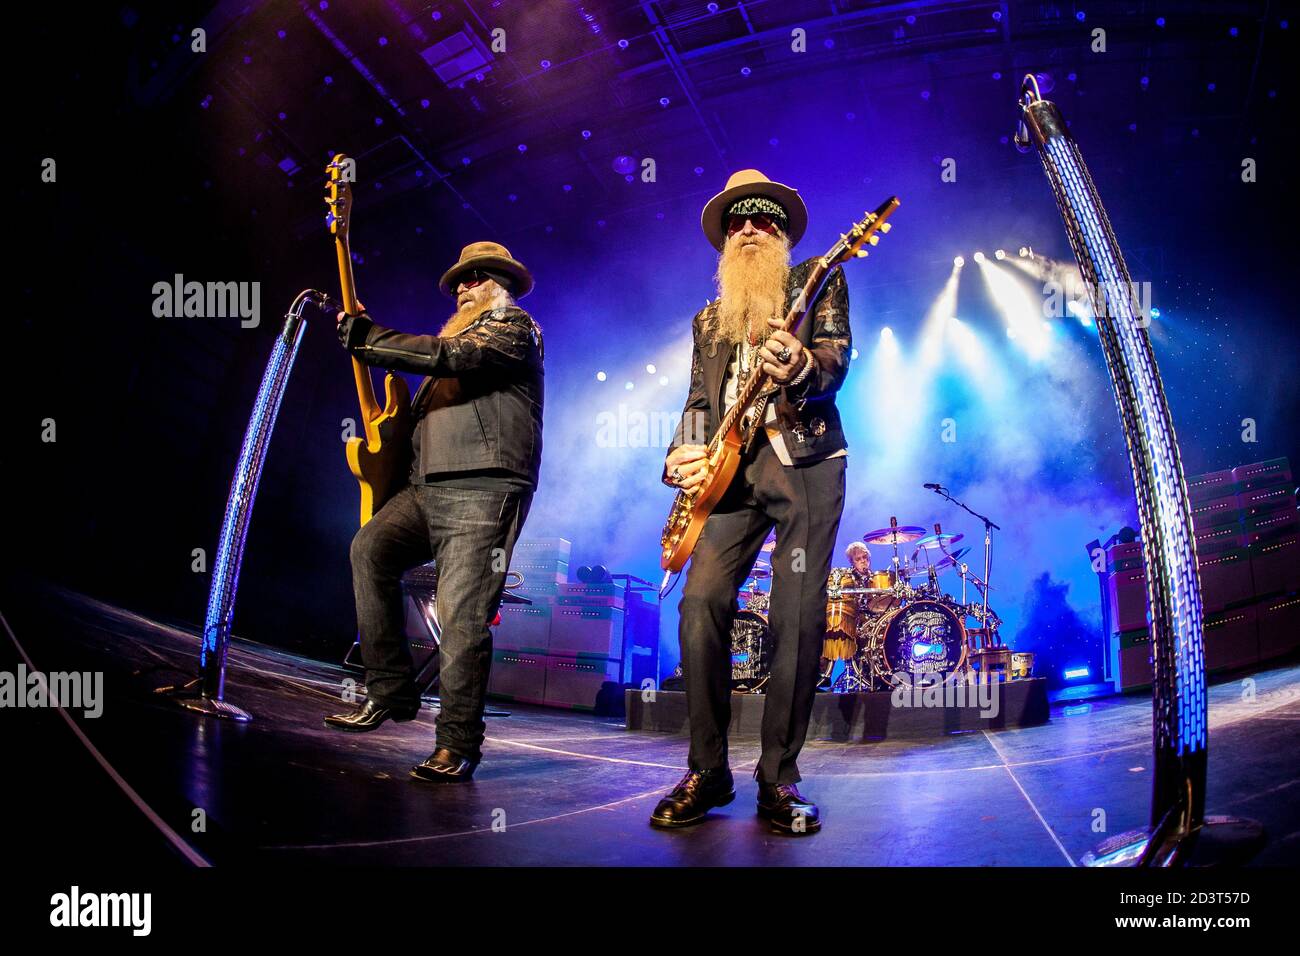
[9,2,1298,686]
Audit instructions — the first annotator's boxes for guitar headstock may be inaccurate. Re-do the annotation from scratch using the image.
[826,196,900,267]
[325,153,355,240]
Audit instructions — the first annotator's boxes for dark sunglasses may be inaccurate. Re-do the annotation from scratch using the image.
[458,269,493,290]
[726,212,784,236]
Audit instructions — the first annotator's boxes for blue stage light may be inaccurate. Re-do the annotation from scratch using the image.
[1063,666,1090,680]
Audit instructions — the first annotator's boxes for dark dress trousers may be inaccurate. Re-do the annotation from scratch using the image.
[668,258,851,785]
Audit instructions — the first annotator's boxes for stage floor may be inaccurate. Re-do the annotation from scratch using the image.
[4,583,1298,866]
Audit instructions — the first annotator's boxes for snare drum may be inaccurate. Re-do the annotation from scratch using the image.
[822,568,859,660]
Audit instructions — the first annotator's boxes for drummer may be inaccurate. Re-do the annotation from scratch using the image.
[845,541,873,583]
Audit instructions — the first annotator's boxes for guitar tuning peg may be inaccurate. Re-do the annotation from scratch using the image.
[854,249,869,258]
[867,235,880,245]
[879,222,892,233]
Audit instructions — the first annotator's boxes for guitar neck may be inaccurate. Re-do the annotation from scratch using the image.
[335,235,382,425]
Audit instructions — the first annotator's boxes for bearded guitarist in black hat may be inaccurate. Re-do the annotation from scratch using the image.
[324,242,543,784]
[651,170,851,834]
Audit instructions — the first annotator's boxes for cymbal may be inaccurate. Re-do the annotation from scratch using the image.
[913,532,964,551]
[745,568,772,581]
[933,546,972,571]
[862,525,927,545]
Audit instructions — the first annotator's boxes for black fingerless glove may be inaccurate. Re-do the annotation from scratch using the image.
[337,312,374,351]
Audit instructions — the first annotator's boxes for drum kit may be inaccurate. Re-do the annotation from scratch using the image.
[729,508,1029,693]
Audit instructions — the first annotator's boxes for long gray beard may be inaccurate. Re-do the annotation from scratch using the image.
[439,304,482,337]
[709,239,791,346]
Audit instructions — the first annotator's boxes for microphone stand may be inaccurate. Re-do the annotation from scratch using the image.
[928,486,1001,647]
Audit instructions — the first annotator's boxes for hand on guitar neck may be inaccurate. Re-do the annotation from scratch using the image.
[335,300,368,346]
[758,315,807,384]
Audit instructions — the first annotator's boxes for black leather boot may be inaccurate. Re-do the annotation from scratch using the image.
[410,747,478,783]
[323,698,418,733]
[649,768,735,829]
[757,782,821,835]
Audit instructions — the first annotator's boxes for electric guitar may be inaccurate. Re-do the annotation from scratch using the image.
[659,196,901,574]
[325,153,413,527]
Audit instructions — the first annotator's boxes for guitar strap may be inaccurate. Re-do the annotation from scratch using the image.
[411,377,435,416]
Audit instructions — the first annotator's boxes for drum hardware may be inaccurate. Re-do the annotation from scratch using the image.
[864,517,928,598]
[731,554,774,691]
[923,487,1001,649]
[932,546,972,574]
[730,606,770,693]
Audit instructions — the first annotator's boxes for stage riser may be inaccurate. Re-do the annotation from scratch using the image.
[624,678,1050,739]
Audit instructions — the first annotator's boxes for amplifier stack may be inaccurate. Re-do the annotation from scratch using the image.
[487,538,660,713]
[1104,456,1299,690]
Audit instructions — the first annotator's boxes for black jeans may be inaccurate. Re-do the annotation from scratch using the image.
[349,482,532,762]
[678,438,846,785]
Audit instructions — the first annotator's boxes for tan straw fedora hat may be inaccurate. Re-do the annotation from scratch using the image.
[438,241,534,298]
[700,168,808,251]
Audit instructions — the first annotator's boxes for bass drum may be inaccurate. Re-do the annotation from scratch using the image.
[730,609,770,692]
[858,599,967,687]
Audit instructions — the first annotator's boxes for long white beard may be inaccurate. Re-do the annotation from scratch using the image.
[710,235,791,346]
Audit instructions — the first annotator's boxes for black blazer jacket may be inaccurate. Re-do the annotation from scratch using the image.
[666,257,852,471]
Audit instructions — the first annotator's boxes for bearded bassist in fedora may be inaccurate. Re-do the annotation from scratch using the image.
[324,242,543,784]
[653,170,852,834]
